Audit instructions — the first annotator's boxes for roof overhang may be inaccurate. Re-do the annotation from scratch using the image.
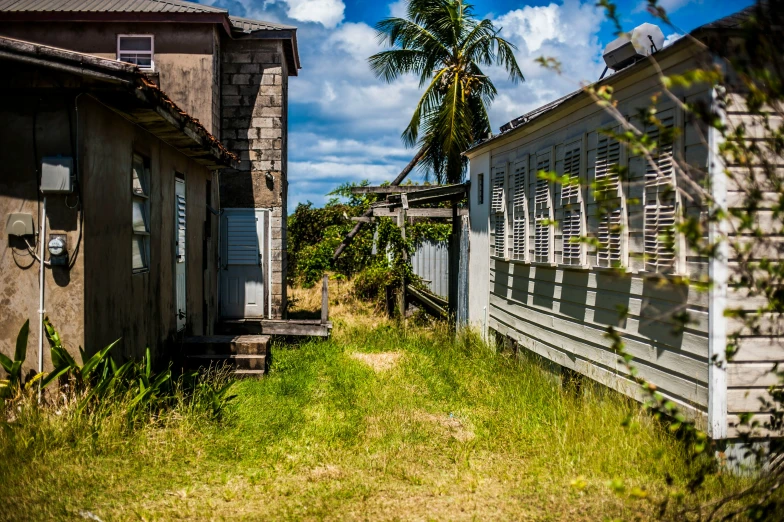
[0,36,237,169]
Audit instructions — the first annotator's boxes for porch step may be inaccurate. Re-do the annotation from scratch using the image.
[218,319,332,337]
[182,335,270,376]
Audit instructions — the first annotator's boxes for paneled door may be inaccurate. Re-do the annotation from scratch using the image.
[175,176,187,331]
[220,209,266,319]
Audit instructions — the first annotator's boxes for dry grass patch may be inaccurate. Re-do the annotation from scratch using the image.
[350,351,403,373]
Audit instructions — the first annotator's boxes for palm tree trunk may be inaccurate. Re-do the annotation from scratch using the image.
[332,147,425,261]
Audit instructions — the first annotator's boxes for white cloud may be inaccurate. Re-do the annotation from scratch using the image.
[389,0,408,18]
[488,0,606,125]
[663,32,684,47]
[282,0,345,28]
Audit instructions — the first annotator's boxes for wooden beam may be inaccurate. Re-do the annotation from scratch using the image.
[387,184,468,207]
[321,274,329,325]
[350,185,445,194]
[350,216,375,223]
[406,285,448,319]
[370,207,468,218]
[259,320,332,337]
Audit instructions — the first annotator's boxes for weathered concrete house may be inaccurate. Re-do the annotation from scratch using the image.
[465,6,782,442]
[0,0,300,321]
[0,36,235,372]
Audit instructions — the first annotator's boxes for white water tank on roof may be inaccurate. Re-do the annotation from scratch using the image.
[603,23,665,71]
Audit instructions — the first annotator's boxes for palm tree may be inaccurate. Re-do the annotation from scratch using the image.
[369,0,524,184]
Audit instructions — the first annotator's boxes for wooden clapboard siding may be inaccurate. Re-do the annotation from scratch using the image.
[722,100,784,434]
[489,261,710,413]
[477,43,715,430]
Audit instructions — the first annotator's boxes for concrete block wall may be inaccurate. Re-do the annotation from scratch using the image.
[220,37,288,318]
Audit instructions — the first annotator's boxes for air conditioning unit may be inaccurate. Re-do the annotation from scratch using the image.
[603,23,665,71]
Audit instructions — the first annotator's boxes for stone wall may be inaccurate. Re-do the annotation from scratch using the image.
[220,37,288,318]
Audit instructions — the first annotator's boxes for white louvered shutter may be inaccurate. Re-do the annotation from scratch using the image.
[595,133,621,198]
[643,112,677,273]
[561,144,581,203]
[176,194,186,261]
[534,154,551,263]
[226,213,260,265]
[597,207,623,267]
[512,160,527,260]
[490,166,506,257]
[562,210,582,265]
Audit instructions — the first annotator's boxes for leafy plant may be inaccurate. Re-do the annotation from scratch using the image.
[0,320,29,399]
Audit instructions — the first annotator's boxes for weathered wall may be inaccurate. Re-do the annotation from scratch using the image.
[0,93,85,376]
[0,81,217,371]
[0,21,219,135]
[467,45,713,427]
[220,37,288,317]
[80,96,216,359]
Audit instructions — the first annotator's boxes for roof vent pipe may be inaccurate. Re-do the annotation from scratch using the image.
[602,22,665,72]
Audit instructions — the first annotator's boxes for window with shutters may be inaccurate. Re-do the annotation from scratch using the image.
[560,141,583,265]
[643,112,678,273]
[490,166,506,257]
[512,159,527,261]
[534,152,552,263]
[594,131,625,267]
[131,153,151,273]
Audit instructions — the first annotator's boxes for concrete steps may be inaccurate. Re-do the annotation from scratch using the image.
[183,335,270,376]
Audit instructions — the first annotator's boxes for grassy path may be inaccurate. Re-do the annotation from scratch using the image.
[1,293,725,520]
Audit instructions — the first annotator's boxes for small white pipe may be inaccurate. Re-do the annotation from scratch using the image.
[38,196,46,401]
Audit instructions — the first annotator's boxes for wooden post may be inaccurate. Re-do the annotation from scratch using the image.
[397,209,407,320]
[321,274,329,324]
[448,203,459,319]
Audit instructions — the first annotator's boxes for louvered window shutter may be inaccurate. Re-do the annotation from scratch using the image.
[227,213,260,265]
[643,113,677,273]
[176,194,186,261]
[560,145,581,204]
[595,133,621,198]
[562,210,582,264]
[597,207,623,267]
[534,154,551,263]
[512,160,527,260]
[490,167,506,257]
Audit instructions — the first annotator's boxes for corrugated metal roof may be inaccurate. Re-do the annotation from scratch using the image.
[229,15,295,33]
[0,0,227,13]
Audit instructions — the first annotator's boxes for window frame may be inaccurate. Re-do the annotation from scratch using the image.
[477,173,484,205]
[117,34,155,71]
[131,152,151,274]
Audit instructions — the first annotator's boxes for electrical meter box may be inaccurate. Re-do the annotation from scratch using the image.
[40,156,74,194]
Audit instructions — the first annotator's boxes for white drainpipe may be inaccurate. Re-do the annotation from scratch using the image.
[38,196,47,401]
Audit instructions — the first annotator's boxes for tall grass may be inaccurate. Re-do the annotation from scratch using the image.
[0,284,741,520]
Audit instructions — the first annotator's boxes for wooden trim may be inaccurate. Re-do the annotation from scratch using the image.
[708,82,729,439]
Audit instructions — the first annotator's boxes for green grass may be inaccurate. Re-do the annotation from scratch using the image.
[0,314,736,521]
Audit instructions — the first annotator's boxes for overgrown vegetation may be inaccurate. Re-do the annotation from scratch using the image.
[0,283,754,520]
[288,181,452,303]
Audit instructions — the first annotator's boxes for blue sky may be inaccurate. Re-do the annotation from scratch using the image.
[201,0,753,211]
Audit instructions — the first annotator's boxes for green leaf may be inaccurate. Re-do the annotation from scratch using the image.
[0,353,13,374]
[81,338,121,380]
[14,320,29,364]
[40,364,72,389]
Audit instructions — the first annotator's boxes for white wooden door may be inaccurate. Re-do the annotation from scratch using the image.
[175,177,187,331]
[220,209,265,319]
